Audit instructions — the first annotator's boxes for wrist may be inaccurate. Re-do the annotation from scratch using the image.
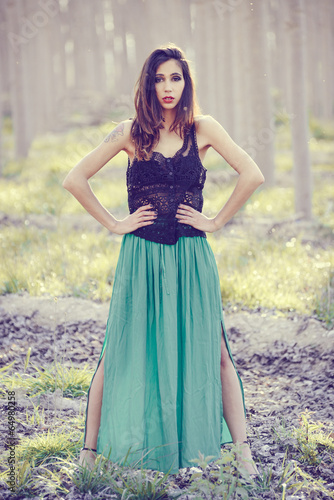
[212,217,224,232]
[107,218,119,233]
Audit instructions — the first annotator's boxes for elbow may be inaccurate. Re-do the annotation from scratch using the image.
[258,172,265,186]
[62,173,75,192]
[252,166,265,187]
[247,170,264,189]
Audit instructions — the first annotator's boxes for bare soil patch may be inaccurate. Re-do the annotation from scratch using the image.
[0,293,333,499]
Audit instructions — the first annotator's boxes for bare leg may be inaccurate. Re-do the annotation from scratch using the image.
[220,326,258,475]
[79,354,105,469]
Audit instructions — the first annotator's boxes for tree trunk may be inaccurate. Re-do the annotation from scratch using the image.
[0,49,3,175]
[193,1,208,114]
[230,1,249,145]
[285,0,312,219]
[0,1,6,174]
[243,0,275,185]
[6,0,31,158]
[319,0,334,120]
[218,7,235,136]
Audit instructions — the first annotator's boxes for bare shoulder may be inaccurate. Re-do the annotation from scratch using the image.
[103,119,134,152]
[194,114,226,134]
[193,114,227,149]
[194,114,217,128]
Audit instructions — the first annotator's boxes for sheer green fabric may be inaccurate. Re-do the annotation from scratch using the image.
[82,234,245,474]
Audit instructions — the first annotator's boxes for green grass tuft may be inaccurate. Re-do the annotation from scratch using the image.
[0,360,94,398]
[15,429,80,465]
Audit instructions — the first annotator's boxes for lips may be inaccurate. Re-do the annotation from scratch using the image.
[163,97,175,103]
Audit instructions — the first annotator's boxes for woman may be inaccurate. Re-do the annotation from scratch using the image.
[63,45,264,476]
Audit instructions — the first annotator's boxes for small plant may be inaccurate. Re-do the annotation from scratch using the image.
[251,459,274,492]
[271,417,295,445]
[15,429,81,466]
[70,452,114,494]
[1,459,37,497]
[0,361,16,397]
[0,359,94,399]
[293,463,334,499]
[112,467,173,499]
[106,445,180,499]
[294,411,334,466]
[277,452,302,492]
[24,400,46,427]
[186,446,251,499]
[315,270,334,329]
[0,458,73,497]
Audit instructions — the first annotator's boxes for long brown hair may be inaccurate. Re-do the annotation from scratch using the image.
[130,45,200,161]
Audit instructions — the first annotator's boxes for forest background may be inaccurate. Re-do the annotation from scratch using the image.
[0,0,333,499]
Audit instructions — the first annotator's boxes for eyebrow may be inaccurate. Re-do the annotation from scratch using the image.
[155,72,182,77]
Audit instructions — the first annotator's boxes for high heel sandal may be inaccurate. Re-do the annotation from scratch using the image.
[239,440,259,478]
[81,446,97,453]
[79,446,97,470]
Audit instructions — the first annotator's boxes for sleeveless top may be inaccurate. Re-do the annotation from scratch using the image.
[126,123,207,245]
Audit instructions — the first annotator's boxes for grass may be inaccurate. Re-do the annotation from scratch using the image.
[0,118,333,497]
[294,411,334,466]
[0,117,333,325]
[0,360,94,399]
[0,120,128,217]
[1,414,333,498]
[1,221,333,322]
[0,224,122,301]
[0,358,333,498]
[209,232,334,316]
[15,430,80,466]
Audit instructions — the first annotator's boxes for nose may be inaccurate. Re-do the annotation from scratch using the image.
[164,79,172,92]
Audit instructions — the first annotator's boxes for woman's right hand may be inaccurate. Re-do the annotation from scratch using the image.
[111,204,157,235]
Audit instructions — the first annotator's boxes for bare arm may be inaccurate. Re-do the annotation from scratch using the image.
[176,115,265,231]
[62,120,157,234]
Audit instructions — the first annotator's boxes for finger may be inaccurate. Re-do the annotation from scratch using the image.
[135,210,156,218]
[142,208,157,214]
[139,211,157,218]
[138,220,155,228]
[179,206,193,213]
[137,204,154,212]
[138,215,157,221]
[177,213,191,220]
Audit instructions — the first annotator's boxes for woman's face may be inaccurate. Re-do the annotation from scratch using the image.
[155,59,185,111]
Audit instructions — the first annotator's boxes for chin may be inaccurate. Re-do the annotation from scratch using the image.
[161,102,178,110]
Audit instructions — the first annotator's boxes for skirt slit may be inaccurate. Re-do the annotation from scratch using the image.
[82,233,245,473]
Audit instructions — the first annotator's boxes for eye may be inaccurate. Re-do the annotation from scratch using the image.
[155,77,163,83]
[172,76,182,81]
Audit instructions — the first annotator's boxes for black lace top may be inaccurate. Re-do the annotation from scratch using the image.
[126,123,207,245]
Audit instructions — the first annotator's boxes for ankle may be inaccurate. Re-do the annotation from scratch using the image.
[235,439,250,446]
[81,446,97,453]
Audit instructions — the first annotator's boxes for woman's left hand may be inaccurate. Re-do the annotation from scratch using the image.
[176,204,218,233]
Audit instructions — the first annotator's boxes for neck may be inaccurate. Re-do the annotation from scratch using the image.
[161,109,176,130]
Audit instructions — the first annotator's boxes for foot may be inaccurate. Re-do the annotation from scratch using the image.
[237,441,259,477]
[79,448,97,471]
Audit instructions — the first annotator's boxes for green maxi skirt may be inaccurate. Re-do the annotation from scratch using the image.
[82,233,245,474]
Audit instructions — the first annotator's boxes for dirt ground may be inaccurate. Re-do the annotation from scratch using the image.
[0,289,333,401]
[0,291,333,423]
[0,292,333,498]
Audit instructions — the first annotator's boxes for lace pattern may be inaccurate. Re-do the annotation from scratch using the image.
[126,123,208,245]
